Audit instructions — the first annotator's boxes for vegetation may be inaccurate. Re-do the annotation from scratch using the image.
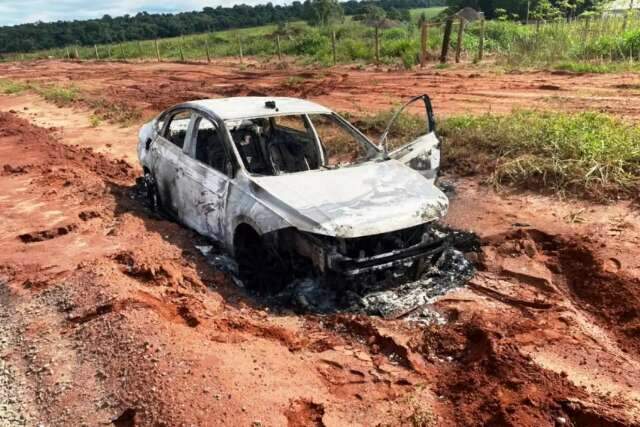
[5,6,640,73]
[349,107,640,200]
[440,110,640,200]
[0,78,141,125]
[0,0,447,55]
[445,0,606,20]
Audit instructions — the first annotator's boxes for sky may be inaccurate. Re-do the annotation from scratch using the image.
[0,0,291,26]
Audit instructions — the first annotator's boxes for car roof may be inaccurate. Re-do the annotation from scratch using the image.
[179,97,332,121]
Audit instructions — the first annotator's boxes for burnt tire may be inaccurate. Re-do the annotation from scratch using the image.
[143,172,161,212]
[236,231,290,294]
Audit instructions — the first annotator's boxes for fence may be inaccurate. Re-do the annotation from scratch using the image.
[3,13,640,68]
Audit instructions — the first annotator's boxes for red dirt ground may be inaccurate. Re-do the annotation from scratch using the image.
[1,60,640,121]
[0,61,639,426]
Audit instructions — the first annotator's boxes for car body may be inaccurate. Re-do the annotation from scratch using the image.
[137,96,448,288]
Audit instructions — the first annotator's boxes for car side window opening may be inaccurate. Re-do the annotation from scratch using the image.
[226,114,320,176]
[164,110,191,149]
[309,114,376,167]
[193,116,229,175]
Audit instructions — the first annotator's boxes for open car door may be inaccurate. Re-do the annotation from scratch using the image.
[386,95,441,183]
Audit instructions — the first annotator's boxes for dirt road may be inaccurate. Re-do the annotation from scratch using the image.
[0,62,640,426]
[1,60,640,120]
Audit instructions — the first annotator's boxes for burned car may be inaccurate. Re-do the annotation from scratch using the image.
[138,96,447,290]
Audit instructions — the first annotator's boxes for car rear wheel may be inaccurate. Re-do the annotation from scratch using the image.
[143,171,161,211]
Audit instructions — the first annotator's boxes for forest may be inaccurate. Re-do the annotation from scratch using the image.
[0,0,445,54]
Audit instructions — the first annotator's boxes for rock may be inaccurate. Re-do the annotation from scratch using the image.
[501,256,554,292]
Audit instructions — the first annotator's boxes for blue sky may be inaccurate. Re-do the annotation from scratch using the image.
[0,0,290,26]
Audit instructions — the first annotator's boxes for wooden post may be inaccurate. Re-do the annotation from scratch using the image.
[120,43,125,60]
[205,38,211,63]
[526,0,531,25]
[276,35,282,61]
[107,44,112,58]
[478,18,485,62]
[455,17,465,64]
[65,47,70,59]
[374,26,380,65]
[420,21,428,68]
[440,18,453,64]
[331,31,337,65]
[180,36,185,62]
[137,41,143,58]
[624,0,635,32]
[154,40,161,62]
[75,46,80,59]
[239,38,244,63]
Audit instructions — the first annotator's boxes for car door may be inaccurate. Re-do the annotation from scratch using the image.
[180,113,232,241]
[151,109,194,218]
[386,95,441,182]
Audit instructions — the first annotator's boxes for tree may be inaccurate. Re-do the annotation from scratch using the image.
[305,0,344,27]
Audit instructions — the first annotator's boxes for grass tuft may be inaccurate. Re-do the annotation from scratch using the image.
[0,79,30,94]
[35,85,79,106]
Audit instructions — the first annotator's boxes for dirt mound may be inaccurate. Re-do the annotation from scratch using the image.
[0,111,135,184]
[556,241,640,354]
[419,319,629,427]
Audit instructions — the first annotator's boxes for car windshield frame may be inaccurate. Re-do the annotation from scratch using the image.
[223,112,383,177]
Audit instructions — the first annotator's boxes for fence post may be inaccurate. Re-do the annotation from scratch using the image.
[65,47,70,59]
[205,38,211,63]
[154,40,161,62]
[239,37,244,64]
[478,18,485,62]
[75,46,80,60]
[276,35,282,61]
[120,43,126,60]
[94,45,100,60]
[179,36,185,62]
[137,41,144,59]
[374,26,380,65]
[331,31,337,66]
[440,17,454,64]
[107,44,112,58]
[420,21,428,68]
[455,17,465,64]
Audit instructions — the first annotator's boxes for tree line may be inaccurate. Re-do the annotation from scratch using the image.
[445,0,608,21]
[0,0,446,54]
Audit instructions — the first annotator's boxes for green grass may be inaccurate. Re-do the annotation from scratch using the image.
[348,107,640,200]
[3,11,640,72]
[0,78,78,105]
[35,85,79,106]
[0,78,140,125]
[439,110,640,200]
[0,79,30,94]
[409,7,447,22]
[553,61,640,74]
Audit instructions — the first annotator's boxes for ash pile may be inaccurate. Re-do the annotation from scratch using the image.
[274,225,478,323]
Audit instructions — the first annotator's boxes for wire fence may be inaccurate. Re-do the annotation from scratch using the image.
[2,13,640,69]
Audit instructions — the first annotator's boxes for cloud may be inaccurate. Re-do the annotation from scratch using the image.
[0,0,291,26]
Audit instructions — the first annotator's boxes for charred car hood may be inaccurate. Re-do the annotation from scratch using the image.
[250,160,448,238]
